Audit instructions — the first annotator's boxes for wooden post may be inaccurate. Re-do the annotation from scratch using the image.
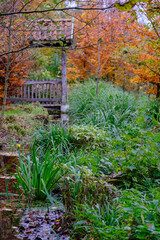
[61,49,69,125]
[61,49,67,104]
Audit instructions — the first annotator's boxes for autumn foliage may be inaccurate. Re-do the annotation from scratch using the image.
[0,0,31,104]
[68,4,160,97]
[68,9,119,82]
[0,52,31,103]
[123,17,160,97]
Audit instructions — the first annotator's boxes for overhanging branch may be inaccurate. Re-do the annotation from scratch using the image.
[0,45,31,57]
[0,4,115,17]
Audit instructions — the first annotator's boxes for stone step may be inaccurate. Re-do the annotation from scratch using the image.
[0,152,19,174]
[49,114,61,120]
[0,174,18,199]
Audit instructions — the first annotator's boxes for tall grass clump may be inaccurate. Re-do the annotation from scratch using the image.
[14,146,62,201]
[69,81,139,134]
[33,124,75,156]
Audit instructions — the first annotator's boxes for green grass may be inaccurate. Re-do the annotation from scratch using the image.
[4,102,47,116]
[152,132,160,143]
[33,123,77,158]
[69,81,149,136]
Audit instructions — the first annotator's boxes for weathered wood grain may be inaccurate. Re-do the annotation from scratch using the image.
[7,97,61,102]
[7,78,64,108]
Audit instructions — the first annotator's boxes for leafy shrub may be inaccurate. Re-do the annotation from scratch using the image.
[73,188,160,240]
[118,189,160,240]
[147,99,160,122]
[69,125,109,148]
[62,148,113,176]
[152,132,160,145]
[107,132,160,189]
[61,162,117,211]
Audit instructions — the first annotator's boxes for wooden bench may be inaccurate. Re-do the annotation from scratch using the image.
[7,79,62,108]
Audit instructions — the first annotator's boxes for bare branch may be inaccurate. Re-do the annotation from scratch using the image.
[0,4,115,17]
[0,45,31,57]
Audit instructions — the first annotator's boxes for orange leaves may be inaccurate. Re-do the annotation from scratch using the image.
[125,25,160,85]
[0,0,32,104]
[67,2,160,96]
[112,7,160,96]
[68,9,131,82]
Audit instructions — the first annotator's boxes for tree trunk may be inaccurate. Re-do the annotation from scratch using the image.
[156,83,160,98]
[96,16,100,97]
[0,15,12,128]
[96,71,100,97]
[136,83,140,99]
[122,69,126,92]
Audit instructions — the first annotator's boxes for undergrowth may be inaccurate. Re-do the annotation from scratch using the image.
[14,81,160,240]
[0,103,48,150]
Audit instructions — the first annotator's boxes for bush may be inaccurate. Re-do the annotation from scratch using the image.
[147,99,160,122]
[105,131,160,189]
[73,202,122,240]
[73,188,160,240]
[69,125,109,148]
[61,164,117,211]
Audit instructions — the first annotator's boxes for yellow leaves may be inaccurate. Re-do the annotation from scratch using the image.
[115,2,136,11]
[131,75,141,84]
[147,86,157,96]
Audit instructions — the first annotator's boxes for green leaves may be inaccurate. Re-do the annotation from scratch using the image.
[30,15,34,20]
[59,41,64,47]
[53,0,58,4]
[69,125,108,148]
[115,0,150,11]
[15,147,63,201]
[38,20,44,25]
